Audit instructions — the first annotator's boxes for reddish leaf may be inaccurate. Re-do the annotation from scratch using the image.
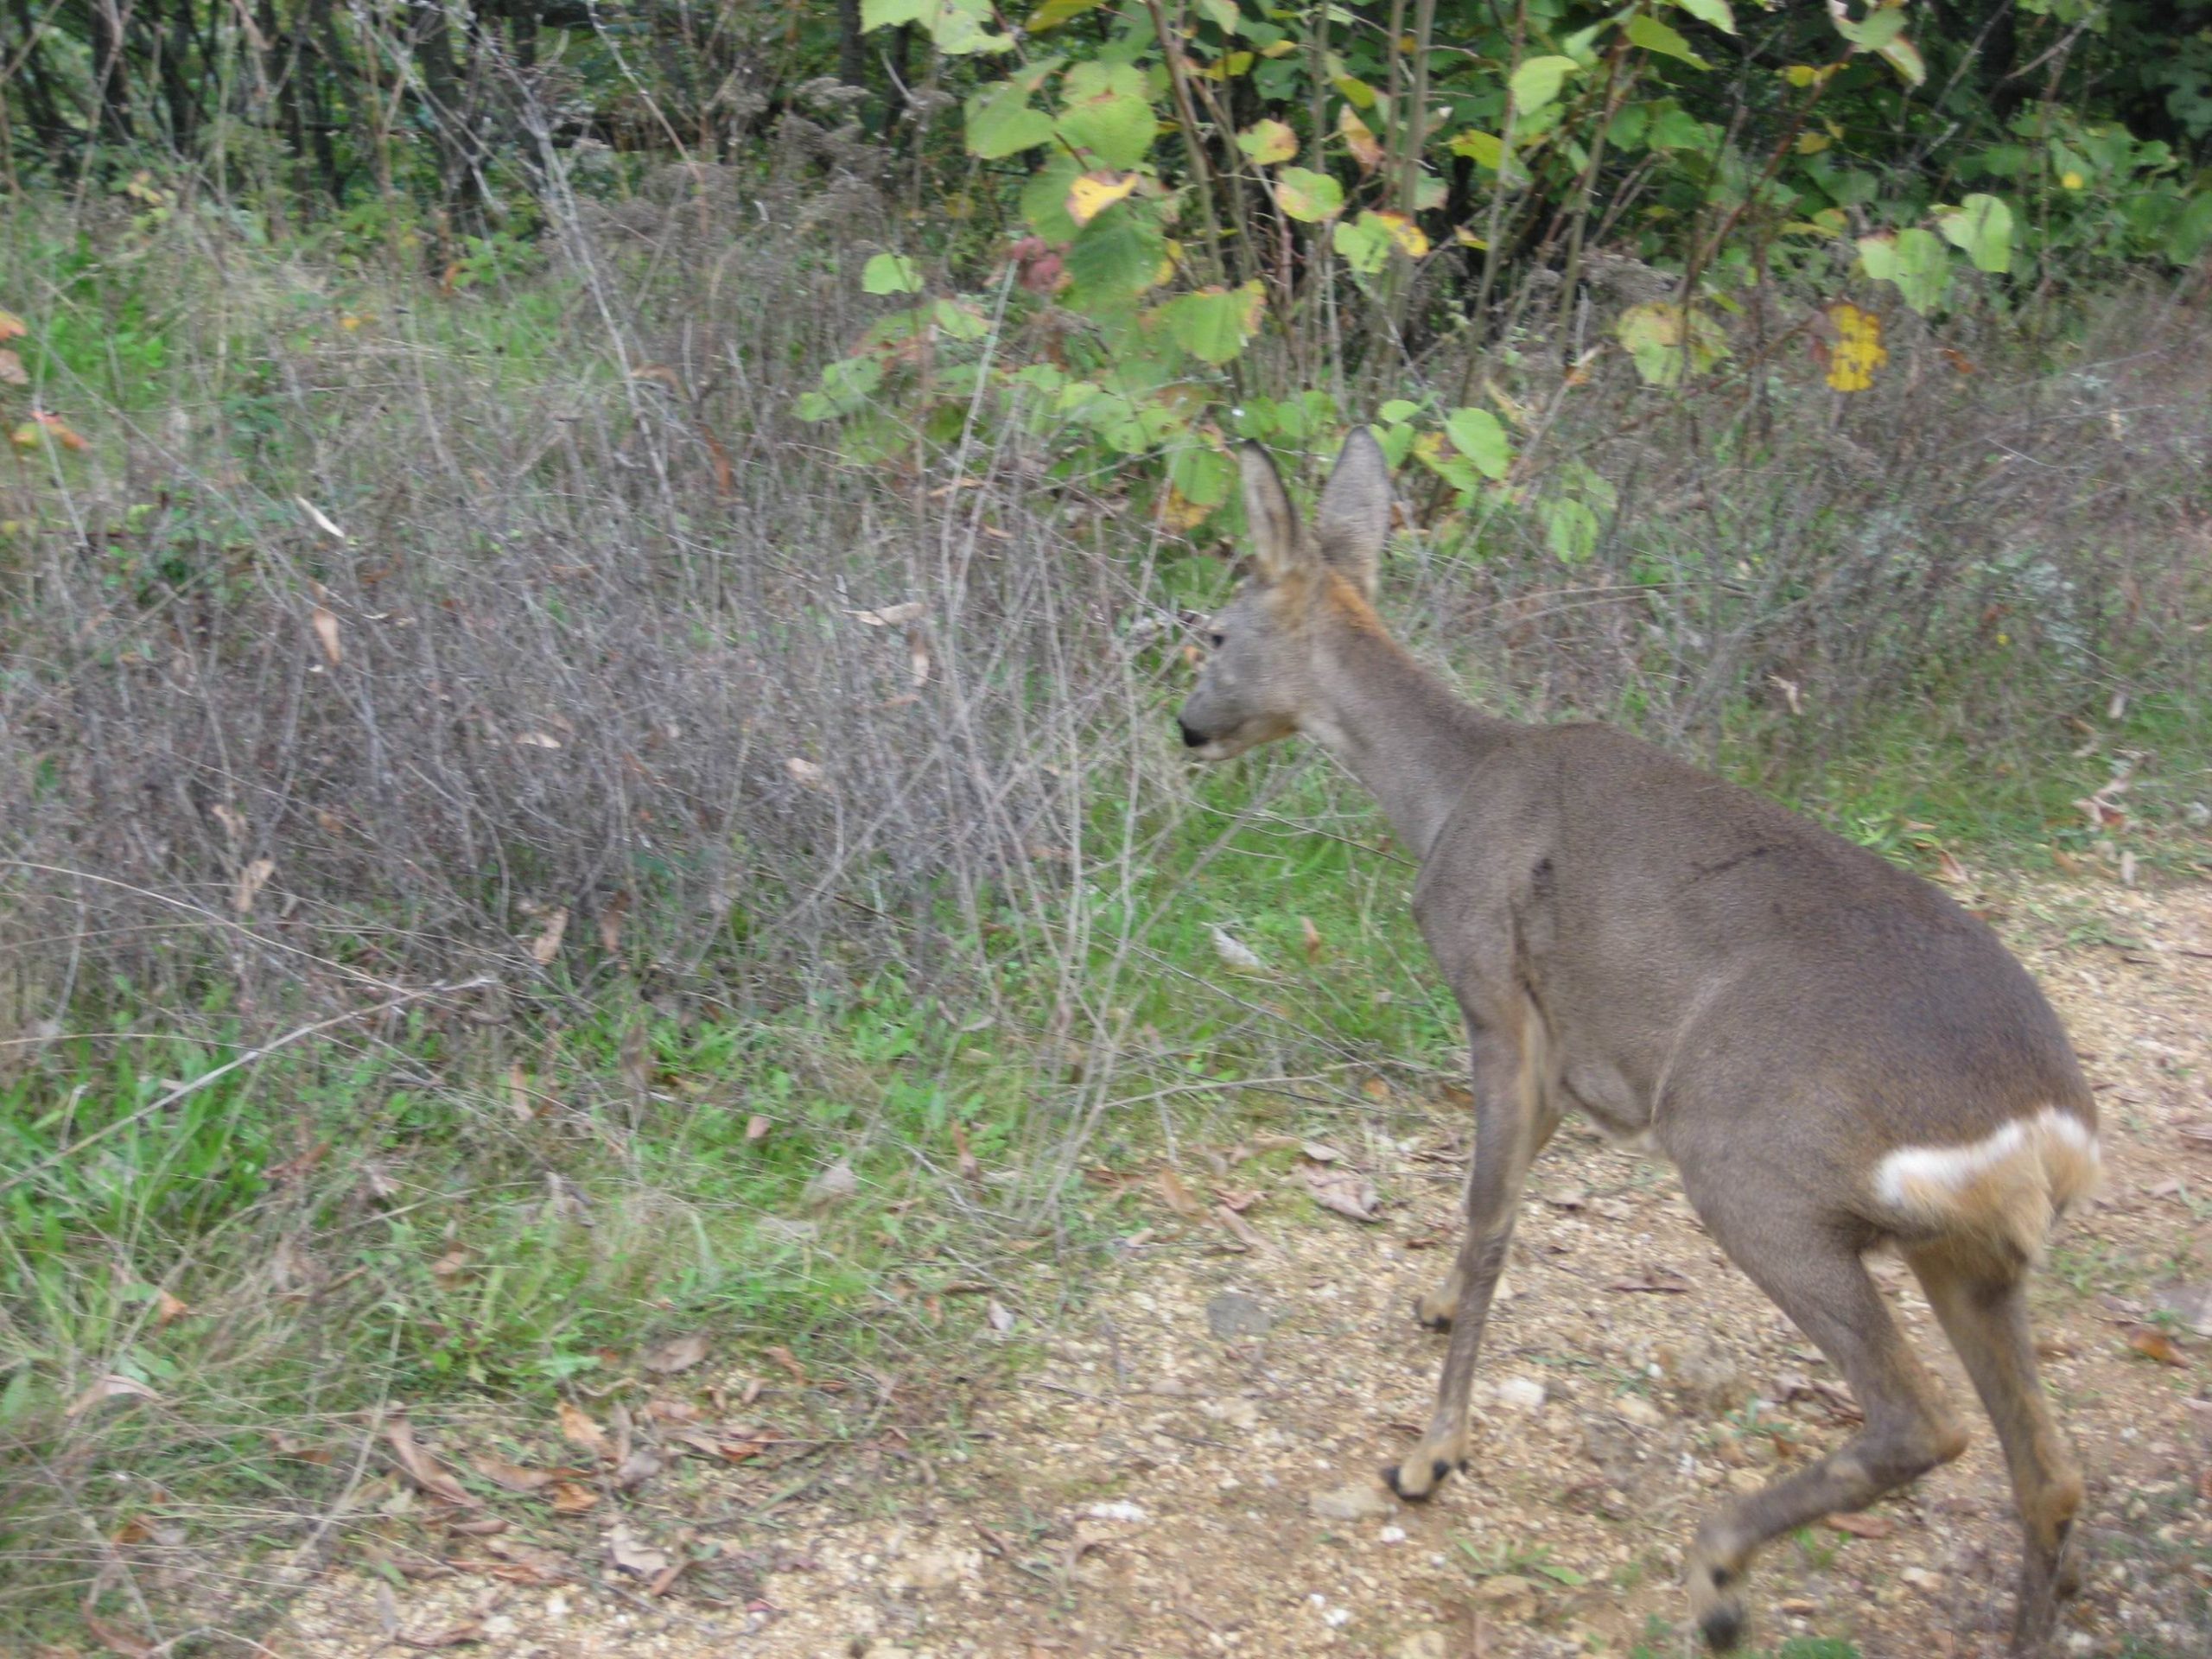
[1826,1511,1895,1539]
[2127,1326,2188,1367]
[546,1481,598,1513]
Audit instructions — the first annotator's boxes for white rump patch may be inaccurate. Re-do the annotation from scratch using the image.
[1872,1107,2100,1211]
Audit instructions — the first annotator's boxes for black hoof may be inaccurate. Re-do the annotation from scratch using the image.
[1382,1458,1453,1502]
[1412,1295,1452,1332]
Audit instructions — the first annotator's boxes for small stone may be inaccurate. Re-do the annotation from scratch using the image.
[1726,1468,1766,1495]
[1900,1567,1944,1592]
[1393,1633,1450,1659]
[1777,1598,1820,1617]
[1494,1376,1547,1412]
[1379,1525,1408,1544]
[1310,1481,1395,1522]
[1201,1396,1261,1430]
[1662,1336,1748,1415]
[482,1616,518,1639]
[1084,1500,1148,1523]
[1612,1393,1663,1427]
[1206,1291,1273,1340]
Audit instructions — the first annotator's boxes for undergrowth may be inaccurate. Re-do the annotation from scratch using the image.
[2,156,2208,1646]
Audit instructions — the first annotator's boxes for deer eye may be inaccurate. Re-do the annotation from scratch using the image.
[1208,630,1226,649]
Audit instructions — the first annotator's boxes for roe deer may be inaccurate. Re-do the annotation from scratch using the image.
[1177,429,2100,1655]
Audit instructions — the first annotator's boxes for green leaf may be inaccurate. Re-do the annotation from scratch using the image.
[1274,167,1344,222]
[925,0,1015,54]
[1877,33,1925,86]
[2169,191,2212,263]
[1448,129,1504,169]
[862,253,925,295]
[1509,55,1579,115]
[1940,194,2012,274]
[1831,7,1905,52]
[1064,210,1166,301]
[1614,302,1730,385]
[1332,213,1392,276]
[1193,0,1240,31]
[1543,498,1600,563]
[932,298,990,340]
[1625,14,1707,69]
[1889,227,1950,313]
[1672,0,1736,33]
[1025,0,1105,29]
[1170,442,1236,508]
[1021,155,1084,242]
[861,0,927,28]
[1160,281,1266,365]
[1058,62,1156,169]
[1444,406,1511,480]
[966,86,1055,158]
[1377,398,1420,423]
[1236,118,1299,164]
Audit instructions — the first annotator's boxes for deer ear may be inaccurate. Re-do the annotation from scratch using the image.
[1238,442,1305,584]
[1313,427,1391,599]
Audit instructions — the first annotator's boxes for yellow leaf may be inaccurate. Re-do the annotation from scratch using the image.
[1338,106,1383,173]
[310,605,343,665]
[2061,170,2084,190]
[1796,131,1831,154]
[1160,485,1211,531]
[1373,211,1429,258]
[0,309,23,341]
[0,349,23,386]
[1067,171,1141,226]
[1825,302,1886,392]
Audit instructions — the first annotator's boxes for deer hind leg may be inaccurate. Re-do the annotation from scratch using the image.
[1672,1177,1969,1649]
[1907,1247,2083,1656]
[1387,1022,1553,1499]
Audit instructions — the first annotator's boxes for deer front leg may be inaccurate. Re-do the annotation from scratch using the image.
[1387,1025,1547,1501]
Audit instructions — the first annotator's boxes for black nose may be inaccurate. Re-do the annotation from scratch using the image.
[1179,719,1205,749]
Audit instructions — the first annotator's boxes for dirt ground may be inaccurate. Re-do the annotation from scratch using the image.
[277,878,2212,1659]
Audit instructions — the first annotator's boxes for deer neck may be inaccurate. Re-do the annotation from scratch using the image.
[1300,594,1507,861]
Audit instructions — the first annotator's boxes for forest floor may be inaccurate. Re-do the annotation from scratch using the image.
[273,876,2212,1659]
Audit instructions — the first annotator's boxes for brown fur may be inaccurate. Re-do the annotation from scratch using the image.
[1178,431,2098,1656]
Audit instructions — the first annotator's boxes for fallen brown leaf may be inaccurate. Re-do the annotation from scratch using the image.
[395,1623,483,1649]
[67,1375,161,1418]
[1300,915,1322,964]
[82,1610,154,1659]
[311,606,343,666]
[1299,1162,1381,1224]
[643,1332,709,1375]
[952,1120,982,1186]
[232,856,275,918]
[385,1416,480,1507]
[469,1454,554,1493]
[557,1401,610,1460]
[745,1114,772,1141]
[529,907,568,966]
[1217,1205,1265,1252]
[764,1344,808,1384]
[1157,1166,1205,1219]
[607,1525,670,1577]
[1825,1511,1896,1539]
[546,1481,598,1514]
